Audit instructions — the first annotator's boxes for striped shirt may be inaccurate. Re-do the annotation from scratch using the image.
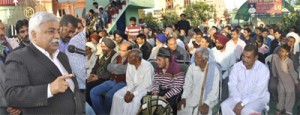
[152,69,185,98]
[125,24,141,40]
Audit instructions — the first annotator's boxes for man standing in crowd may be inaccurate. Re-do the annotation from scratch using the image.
[66,28,86,95]
[178,47,221,115]
[177,14,191,36]
[221,44,270,115]
[111,49,154,115]
[125,17,141,42]
[14,19,30,51]
[4,12,83,114]
[59,14,78,53]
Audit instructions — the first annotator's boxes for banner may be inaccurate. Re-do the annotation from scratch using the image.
[248,0,282,14]
[0,0,14,6]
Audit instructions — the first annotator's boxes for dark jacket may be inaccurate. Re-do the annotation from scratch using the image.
[139,42,153,60]
[4,44,84,114]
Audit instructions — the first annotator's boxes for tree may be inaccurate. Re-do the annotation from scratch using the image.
[139,10,159,29]
[295,0,300,5]
[279,12,300,33]
[161,10,179,27]
[182,2,215,26]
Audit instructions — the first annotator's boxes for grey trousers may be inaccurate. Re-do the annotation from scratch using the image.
[277,77,295,113]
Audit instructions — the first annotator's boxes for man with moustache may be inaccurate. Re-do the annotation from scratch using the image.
[90,42,132,114]
[221,44,270,115]
[0,21,19,63]
[113,30,127,52]
[211,33,236,101]
[86,38,118,104]
[111,49,154,115]
[59,14,78,53]
[4,12,83,114]
[14,19,30,51]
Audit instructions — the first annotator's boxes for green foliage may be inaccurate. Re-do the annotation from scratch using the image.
[139,10,159,29]
[279,11,300,33]
[143,13,160,29]
[161,11,180,27]
[183,2,215,26]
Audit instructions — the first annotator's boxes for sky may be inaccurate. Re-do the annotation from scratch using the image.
[224,0,247,10]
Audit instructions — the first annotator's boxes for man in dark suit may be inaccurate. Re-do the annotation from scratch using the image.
[4,12,84,114]
[136,34,153,60]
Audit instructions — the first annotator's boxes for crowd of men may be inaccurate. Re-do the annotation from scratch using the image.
[85,10,300,115]
[0,3,299,115]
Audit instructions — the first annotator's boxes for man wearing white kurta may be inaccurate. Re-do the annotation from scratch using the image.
[221,44,270,115]
[110,49,154,115]
[226,29,246,60]
[178,48,221,115]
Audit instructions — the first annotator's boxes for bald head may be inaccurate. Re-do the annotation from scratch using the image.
[119,41,132,58]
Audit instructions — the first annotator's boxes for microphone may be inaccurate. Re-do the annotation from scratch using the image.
[68,45,85,56]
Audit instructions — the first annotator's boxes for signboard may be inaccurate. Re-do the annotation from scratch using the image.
[248,0,282,14]
[58,0,78,3]
[0,0,15,6]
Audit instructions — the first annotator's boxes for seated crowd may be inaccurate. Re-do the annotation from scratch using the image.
[86,15,300,115]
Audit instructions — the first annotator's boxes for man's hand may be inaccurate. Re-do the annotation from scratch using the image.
[87,74,98,83]
[198,103,209,115]
[152,92,158,96]
[177,99,186,110]
[7,107,21,115]
[233,102,244,115]
[50,74,73,95]
[162,95,167,100]
[124,91,134,103]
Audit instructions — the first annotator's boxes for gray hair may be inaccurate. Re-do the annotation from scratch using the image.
[131,48,143,59]
[29,12,59,41]
[195,47,209,60]
[165,27,173,34]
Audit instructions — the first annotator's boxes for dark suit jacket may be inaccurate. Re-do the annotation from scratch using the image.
[139,42,153,60]
[4,44,84,114]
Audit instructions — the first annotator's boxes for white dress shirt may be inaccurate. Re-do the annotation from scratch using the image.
[126,59,154,96]
[211,47,236,79]
[228,60,270,105]
[226,38,246,60]
[32,43,74,98]
[182,63,220,107]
